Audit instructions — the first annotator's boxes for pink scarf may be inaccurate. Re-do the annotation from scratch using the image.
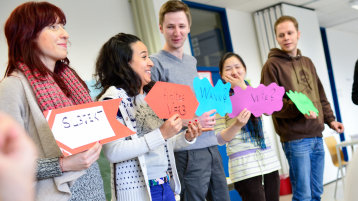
[17,62,92,112]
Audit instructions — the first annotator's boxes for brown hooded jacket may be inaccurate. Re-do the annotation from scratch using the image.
[260,48,336,142]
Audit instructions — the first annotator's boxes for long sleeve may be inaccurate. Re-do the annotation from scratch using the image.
[316,73,336,124]
[103,111,166,164]
[37,158,62,179]
[103,130,165,163]
[172,130,196,151]
[260,61,301,119]
[0,77,26,127]
[0,76,63,179]
[352,60,358,105]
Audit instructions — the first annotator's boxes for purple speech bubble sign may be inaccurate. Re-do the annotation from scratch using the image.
[228,83,285,118]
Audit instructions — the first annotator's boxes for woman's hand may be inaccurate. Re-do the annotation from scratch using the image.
[185,120,202,141]
[219,109,251,143]
[224,74,247,90]
[62,142,102,172]
[234,108,251,127]
[160,114,183,140]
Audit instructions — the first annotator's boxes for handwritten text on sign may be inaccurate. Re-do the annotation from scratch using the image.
[62,109,103,128]
[145,81,198,119]
[163,89,186,116]
[193,77,232,116]
[52,106,114,148]
[229,83,285,118]
[44,99,135,156]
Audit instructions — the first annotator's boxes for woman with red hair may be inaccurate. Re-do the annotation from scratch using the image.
[0,2,105,200]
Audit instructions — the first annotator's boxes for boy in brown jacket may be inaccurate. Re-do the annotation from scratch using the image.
[260,16,344,201]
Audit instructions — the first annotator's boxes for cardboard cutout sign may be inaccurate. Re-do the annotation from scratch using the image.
[44,98,135,156]
[193,77,232,116]
[229,83,285,117]
[286,90,319,116]
[145,81,198,119]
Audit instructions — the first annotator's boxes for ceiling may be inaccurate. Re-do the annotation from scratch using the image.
[187,0,358,34]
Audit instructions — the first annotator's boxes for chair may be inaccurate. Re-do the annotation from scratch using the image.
[324,136,348,198]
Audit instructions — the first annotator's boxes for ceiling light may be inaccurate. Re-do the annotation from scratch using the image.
[350,0,358,10]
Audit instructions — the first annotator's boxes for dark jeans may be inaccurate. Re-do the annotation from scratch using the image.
[234,170,280,201]
[174,146,230,201]
[150,182,176,201]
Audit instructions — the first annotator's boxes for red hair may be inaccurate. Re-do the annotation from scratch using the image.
[4,1,87,95]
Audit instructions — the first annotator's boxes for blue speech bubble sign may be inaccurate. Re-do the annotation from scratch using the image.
[193,77,232,116]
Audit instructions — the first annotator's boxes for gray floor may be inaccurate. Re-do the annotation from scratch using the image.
[279,179,344,201]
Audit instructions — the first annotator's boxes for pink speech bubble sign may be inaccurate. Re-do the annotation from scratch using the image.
[228,83,285,118]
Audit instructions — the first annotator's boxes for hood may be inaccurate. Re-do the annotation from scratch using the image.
[268,48,302,60]
[98,86,122,101]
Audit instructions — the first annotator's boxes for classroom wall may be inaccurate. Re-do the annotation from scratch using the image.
[325,28,358,183]
[0,0,136,80]
[225,8,262,87]
[326,28,358,138]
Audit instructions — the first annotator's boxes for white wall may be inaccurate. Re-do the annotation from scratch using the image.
[326,28,358,138]
[0,0,136,81]
[325,28,358,183]
[226,8,262,87]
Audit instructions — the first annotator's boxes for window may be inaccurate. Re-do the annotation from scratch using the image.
[184,1,233,68]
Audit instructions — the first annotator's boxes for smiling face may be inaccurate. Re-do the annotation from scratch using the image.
[160,11,190,52]
[221,56,246,83]
[275,20,300,57]
[129,41,153,92]
[36,18,69,71]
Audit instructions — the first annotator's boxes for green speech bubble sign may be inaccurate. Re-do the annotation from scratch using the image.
[286,90,319,116]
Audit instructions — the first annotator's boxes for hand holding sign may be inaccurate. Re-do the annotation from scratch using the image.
[229,83,285,118]
[160,114,183,140]
[234,108,251,127]
[286,90,319,116]
[145,82,198,119]
[304,111,317,119]
[193,77,232,116]
[185,120,202,141]
[44,98,135,156]
[62,142,102,171]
